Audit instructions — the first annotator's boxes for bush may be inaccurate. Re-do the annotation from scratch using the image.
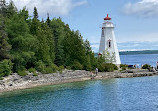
[35,60,46,73]
[142,64,151,69]
[98,63,118,72]
[59,65,64,71]
[0,77,4,80]
[28,68,36,73]
[51,64,59,73]
[66,66,71,70]
[120,64,128,70]
[33,72,38,76]
[45,67,53,74]
[18,70,27,76]
[58,66,64,74]
[0,60,13,77]
[71,61,83,70]
[85,64,92,71]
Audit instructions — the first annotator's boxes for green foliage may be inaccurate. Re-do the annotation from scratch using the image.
[0,14,11,60]
[33,72,38,76]
[50,64,59,73]
[58,65,64,73]
[98,63,117,72]
[18,70,27,76]
[0,59,13,77]
[35,60,46,73]
[33,7,38,19]
[44,66,53,74]
[66,66,71,70]
[102,49,116,63]
[71,61,83,70]
[120,64,128,70]
[0,77,4,80]
[28,68,36,73]
[0,1,117,76]
[142,64,151,69]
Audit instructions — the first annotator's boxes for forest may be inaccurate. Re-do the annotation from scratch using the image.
[0,0,117,78]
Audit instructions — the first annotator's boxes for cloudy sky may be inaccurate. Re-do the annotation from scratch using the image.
[6,0,158,52]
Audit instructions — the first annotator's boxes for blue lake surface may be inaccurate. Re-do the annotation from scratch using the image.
[1,54,158,111]
[120,54,158,67]
[1,76,158,111]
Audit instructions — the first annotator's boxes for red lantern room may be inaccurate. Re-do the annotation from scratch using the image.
[104,14,111,20]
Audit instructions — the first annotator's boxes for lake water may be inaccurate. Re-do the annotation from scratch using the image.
[1,54,158,111]
[1,76,158,111]
[120,54,158,67]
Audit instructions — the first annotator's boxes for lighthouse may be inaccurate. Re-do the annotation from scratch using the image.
[99,14,121,65]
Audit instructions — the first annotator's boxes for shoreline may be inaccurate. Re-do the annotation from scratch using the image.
[0,69,157,93]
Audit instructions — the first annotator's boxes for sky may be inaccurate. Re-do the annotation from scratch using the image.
[6,0,158,52]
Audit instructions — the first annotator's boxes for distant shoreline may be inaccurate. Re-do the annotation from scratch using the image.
[0,69,157,93]
[94,50,158,56]
[119,50,158,55]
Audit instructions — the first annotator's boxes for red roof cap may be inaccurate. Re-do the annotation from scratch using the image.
[104,14,111,20]
[98,53,102,55]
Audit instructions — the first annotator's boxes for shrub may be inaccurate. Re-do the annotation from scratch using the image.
[59,66,64,71]
[35,60,46,73]
[28,68,36,73]
[18,70,27,76]
[51,64,59,73]
[85,64,92,71]
[58,66,65,74]
[0,77,4,80]
[120,64,128,70]
[71,61,83,70]
[45,67,53,74]
[66,66,71,70]
[113,64,118,70]
[0,60,13,77]
[142,64,151,69]
[33,72,38,76]
[98,63,118,72]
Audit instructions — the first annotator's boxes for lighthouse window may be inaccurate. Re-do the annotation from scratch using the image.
[108,40,111,48]
[102,29,104,36]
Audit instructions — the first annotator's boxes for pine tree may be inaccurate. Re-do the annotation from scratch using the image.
[6,0,17,18]
[33,7,38,19]
[0,0,7,16]
[50,18,65,66]
[46,13,51,27]
[0,14,11,60]
[30,7,39,35]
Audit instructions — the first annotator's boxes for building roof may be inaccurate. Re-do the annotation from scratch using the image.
[104,14,111,20]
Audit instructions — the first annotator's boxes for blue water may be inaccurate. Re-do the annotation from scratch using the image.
[1,76,158,111]
[120,54,158,67]
[1,54,158,111]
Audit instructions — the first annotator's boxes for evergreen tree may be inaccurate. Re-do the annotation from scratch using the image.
[33,7,38,19]
[0,0,7,16]
[0,14,11,60]
[0,3,98,74]
[46,13,51,27]
[35,22,55,65]
[50,18,65,66]
[6,0,17,18]
[19,7,29,21]
[30,7,39,35]
[6,11,36,71]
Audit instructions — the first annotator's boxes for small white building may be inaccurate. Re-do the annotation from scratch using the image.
[99,14,121,65]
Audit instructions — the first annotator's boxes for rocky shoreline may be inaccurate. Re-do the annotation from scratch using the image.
[0,69,157,93]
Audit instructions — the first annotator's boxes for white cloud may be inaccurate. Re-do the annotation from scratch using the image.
[123,0,158,18]
[117,32,158,43]
[6,0,87,17]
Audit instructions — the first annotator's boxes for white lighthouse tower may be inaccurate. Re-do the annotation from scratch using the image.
[99,14,121,65]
